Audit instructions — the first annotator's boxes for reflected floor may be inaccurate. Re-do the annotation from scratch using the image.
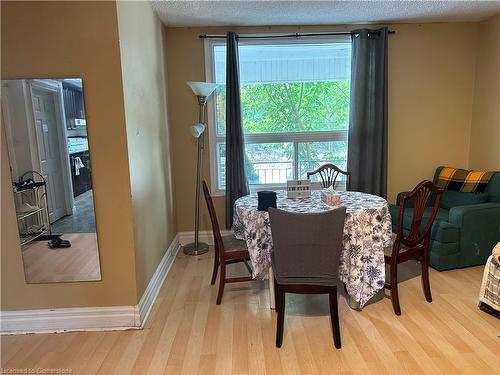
[22,233,101,283]
[51,189,96,233]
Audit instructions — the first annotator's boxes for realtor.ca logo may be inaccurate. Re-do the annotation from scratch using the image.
[0,369,73,374]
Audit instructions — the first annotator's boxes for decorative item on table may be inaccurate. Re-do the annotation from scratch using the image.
[287,179,311,199]
[257,191,277,211]
[321,186,342,206]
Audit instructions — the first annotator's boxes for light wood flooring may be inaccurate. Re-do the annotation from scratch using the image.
[1,249,499,374]
[22,233,101,283]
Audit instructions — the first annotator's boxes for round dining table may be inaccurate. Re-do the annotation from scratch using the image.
[233,190,393,309]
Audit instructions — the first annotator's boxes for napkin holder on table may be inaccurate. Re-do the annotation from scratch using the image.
[286,179,311,199]
[257,191,277,211]
[320,186,342,206]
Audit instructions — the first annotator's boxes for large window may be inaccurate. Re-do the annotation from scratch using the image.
[206,37,351,192]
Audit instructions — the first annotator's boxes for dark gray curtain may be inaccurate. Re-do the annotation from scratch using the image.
[225,31,249,229]
[347,28,388,198]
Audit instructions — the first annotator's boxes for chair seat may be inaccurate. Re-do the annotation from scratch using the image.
[384,234,409,257]
[222,235,248,252]
[384,238,423,258]
[384,245,409,257]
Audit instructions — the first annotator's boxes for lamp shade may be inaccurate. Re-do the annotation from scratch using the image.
[190,123,206,138]
[187,81,217,97]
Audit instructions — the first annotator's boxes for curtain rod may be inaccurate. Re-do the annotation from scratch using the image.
[199,30,395,39]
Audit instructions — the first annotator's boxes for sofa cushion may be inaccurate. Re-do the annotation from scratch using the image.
[440,189,488,209]
[435,167,500,203]
[403,207,449,229]
[389,205,460,243]
[436,167,495,193]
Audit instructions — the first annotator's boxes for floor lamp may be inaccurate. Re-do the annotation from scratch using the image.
[183,81,217,255]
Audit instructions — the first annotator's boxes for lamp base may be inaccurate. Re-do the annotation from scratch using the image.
[183,242,209,256]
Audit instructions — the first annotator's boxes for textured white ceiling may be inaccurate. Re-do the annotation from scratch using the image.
[151,0,500,27]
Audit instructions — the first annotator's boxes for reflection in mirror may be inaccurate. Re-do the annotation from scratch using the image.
[2,78,101,283]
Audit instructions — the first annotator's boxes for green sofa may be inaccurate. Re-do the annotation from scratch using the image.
[390,166,500,270]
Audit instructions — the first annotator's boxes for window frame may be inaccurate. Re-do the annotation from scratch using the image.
[204,35,351,196]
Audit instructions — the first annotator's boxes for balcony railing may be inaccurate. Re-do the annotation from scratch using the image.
[218,159,348,188]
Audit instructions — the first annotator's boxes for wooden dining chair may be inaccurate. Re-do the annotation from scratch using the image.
[269,207,347,348]
[202,181,253,304]
[306,163,351,190]
[384,180,443,315]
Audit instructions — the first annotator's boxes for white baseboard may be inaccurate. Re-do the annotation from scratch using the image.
[0,306,140,334]
[1,234,181,335]
[138,234,180,326]
[178,229,232,246]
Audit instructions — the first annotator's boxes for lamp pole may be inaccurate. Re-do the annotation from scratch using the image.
[185,96,208,254]
[183,82,217,256]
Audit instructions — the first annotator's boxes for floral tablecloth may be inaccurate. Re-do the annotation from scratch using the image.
[233,190,393,307]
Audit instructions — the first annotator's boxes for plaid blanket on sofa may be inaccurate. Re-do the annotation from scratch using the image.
[479,255,500,316]
[436,167,495,193]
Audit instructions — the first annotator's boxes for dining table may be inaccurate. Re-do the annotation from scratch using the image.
[233,190,393,310]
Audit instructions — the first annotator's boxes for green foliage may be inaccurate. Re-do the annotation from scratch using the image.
[244,152,259,183]
[240,81,350,134]
[216,80,350,136]
[216,80,350,184]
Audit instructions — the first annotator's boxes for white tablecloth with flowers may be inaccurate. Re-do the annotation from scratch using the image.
[233,190,393,308]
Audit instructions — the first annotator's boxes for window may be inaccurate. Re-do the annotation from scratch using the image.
[206,37,351,193]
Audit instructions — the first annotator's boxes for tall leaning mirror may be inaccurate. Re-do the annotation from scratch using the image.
[2,78,101,283]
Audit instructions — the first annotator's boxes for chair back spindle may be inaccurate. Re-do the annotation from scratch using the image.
[306,163,351,190]
[395,180,443,249]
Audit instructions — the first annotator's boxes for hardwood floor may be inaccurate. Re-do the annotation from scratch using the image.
[1,249,498,374]
[22,233,101,283]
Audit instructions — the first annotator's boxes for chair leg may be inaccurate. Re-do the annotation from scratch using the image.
[329,286,341,349]
[273,276,278,310]
[275,282,285,348]
[216,260,226,305]
[210,248,219,285]
[421,255,432,303]
[390,262,402,315]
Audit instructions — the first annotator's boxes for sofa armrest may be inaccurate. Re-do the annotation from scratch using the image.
[448,203,500,227]
[448,203,500,262]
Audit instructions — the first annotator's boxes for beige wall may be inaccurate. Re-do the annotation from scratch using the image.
[469,14,500,170]
[166,22,480,232]
[387,22,478,198]
[1,1,138,310]
[116,1,176,299]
